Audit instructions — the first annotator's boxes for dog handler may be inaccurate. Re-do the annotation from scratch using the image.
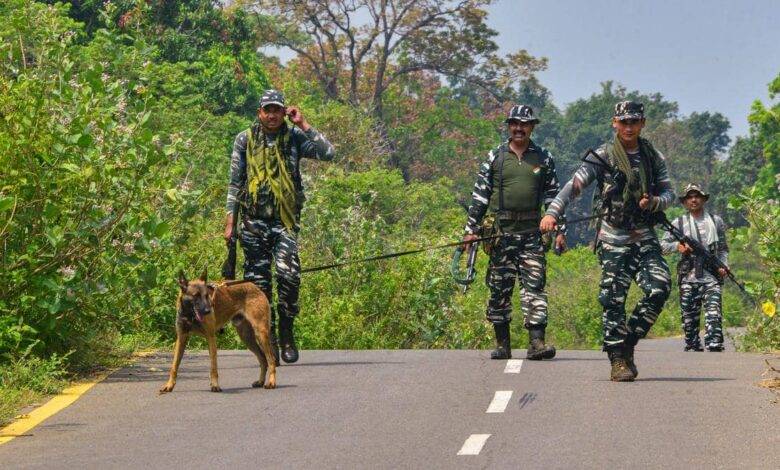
[463,105,567,361]
[224,90,335,364]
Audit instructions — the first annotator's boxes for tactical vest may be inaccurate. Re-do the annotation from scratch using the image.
[488,143,547,229]
[592,145,658,230]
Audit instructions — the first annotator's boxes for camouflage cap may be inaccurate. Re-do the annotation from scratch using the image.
[679,183,710,202]
[614,101,644,120]
[505,105,539,124]
[259,89,285,109]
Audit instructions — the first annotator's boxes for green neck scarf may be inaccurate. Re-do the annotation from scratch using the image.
[246,120,297,230]
[607,137,650,203]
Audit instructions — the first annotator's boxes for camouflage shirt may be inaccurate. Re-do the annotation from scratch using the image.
[661,211,729,283]
[465,140,566,235]
[226,126,335,218]
[545,144,675,245]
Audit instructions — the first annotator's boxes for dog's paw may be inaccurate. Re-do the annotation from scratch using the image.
[263,380,276,390]
[159,384,174,394]
[251,380,265,388]
[210,385,222,393]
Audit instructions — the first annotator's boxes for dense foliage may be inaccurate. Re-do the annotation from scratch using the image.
[0,0,775,424]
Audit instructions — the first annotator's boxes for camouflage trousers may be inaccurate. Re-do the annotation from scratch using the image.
[486,232,548,327]
[597,238,671,350]
[240,218,301,327]
[680,280,723,350]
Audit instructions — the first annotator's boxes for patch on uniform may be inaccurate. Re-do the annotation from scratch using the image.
[532,166,543,175]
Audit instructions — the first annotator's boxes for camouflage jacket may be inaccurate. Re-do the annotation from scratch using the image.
[226,126,335,219]
[661,211,729,283]
[546,141,675,245]
[465,140,566,235]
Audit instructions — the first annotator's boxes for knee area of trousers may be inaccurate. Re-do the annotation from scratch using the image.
[598,292,622,309]
[646,284,671,304]
[276,271,301,287]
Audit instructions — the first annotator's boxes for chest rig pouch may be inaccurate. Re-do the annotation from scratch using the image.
[594,149,656,231]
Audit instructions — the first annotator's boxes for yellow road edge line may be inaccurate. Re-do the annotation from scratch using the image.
[0,371,112,446]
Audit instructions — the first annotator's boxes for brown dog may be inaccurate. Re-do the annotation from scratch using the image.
[159,269,277,393]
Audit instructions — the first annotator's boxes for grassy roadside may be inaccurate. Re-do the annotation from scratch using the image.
[0,332,163,427]
[0,355,69,427]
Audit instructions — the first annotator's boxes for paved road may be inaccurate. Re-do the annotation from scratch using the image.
[1,339,778,469]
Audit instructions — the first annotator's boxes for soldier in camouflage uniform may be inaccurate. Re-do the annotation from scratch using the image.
[224,90,335,364]
[661,183,729,352]
[540,101,675,382]
[463,105,568,361]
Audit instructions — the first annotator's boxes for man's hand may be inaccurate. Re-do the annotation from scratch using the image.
[463,233,479,251]
[224,213,235,242]
[718,267,728,277]
[676,242,693,255]
[555,233,568,254]
[539,214,558,233]
[286,106,310,131]
[639,192,657,211]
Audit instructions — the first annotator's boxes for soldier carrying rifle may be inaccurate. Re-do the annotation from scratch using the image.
[540,101,675,382]
[661,183,729,352]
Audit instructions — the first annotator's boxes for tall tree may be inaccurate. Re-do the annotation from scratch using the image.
[685,111,731,185]
[748,73,780,199]
[709,136,764,226]
[243,0,546,120]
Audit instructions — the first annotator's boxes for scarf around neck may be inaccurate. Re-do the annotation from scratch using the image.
[246,120,297,230]
[607,137,652,203]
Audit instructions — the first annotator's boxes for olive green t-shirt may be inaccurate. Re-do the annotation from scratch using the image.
[488,147,545,233]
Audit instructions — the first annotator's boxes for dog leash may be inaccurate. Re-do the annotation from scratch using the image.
[299,211,616,274]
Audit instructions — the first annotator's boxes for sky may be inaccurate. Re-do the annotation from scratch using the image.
[487,0,780,142]
[260,0,779,144]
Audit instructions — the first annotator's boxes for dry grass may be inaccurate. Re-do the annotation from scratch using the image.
[757,358,780,403]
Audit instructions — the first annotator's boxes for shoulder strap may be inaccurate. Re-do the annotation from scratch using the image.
[492,145,507,211]
[708,212,719,244]
[535,159,548,211]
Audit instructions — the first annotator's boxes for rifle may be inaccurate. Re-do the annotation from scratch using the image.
[655,211,748,294]
[451,242,478,293]
[221,215,239,280]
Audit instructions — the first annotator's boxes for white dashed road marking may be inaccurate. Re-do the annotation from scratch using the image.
[457,434,491,456]
[504,359,523,373]
[486,390,513,413]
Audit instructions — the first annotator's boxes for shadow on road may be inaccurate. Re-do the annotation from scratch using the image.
[285,361,404,367]
[638,377,735,382]
[546,357,603,362]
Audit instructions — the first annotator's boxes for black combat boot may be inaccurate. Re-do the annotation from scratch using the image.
[526,325,556,360]
[624,334,638,379]
[490,322,511,359]
[608,347,635,382]
[278,316,299,364]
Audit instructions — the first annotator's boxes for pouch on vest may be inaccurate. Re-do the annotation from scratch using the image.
[480,215,501,256]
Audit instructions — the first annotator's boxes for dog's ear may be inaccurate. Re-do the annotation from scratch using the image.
[200,268,208,283]
[178,270,188,291]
